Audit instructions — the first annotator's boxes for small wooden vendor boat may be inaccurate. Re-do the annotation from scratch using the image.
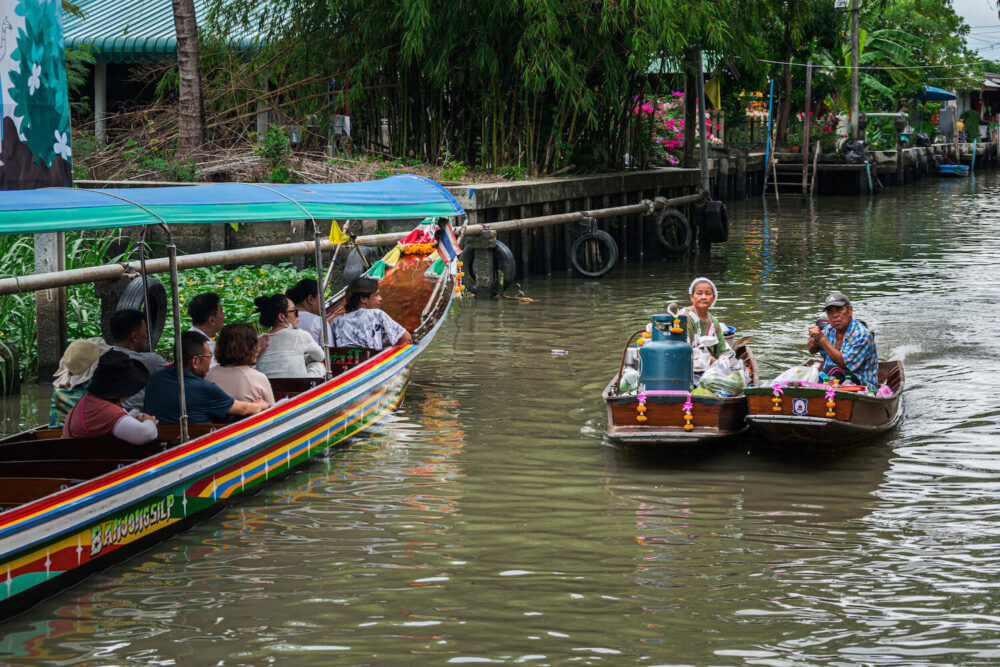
[745,361,904,451]
[0,176,463,619]
[603,330,758,450]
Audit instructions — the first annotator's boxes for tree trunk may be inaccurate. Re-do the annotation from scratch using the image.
[683,49,697,168]
[775,23,793,147]
[171,0,205,152]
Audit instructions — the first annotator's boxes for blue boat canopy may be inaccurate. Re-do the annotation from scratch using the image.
[0,175,465,235]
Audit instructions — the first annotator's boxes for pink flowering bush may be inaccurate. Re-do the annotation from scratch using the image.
[795,111,841,152]
[633,92,722,167]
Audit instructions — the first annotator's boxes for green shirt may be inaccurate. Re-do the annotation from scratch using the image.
[683,308,731,359]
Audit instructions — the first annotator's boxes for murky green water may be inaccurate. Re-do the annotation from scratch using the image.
[3,173,1000,665]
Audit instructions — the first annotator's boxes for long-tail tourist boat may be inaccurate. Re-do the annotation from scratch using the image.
[0,176,464,619]
[603,313,758,450]
[745,361,904,451]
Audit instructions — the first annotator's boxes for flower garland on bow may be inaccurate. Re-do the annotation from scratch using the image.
[683,392,694,431]
[636,392,648,422]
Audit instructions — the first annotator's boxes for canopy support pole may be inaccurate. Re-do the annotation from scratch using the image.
[313,226,332,380]
[139,226,155,353]
[163,227,189,444]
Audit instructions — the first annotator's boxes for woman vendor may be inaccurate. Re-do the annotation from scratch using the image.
[681,276,731,376]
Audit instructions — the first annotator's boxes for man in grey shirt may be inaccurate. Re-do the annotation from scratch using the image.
[108,309,168,414]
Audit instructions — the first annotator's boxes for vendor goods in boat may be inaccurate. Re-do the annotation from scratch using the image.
[0,176,463,619]
[603,313,758,449]
[745,360,903,451]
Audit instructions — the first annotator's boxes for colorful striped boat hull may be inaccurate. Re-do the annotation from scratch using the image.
[0,302,449,618]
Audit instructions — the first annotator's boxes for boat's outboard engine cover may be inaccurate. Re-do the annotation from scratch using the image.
[638,314,693,391]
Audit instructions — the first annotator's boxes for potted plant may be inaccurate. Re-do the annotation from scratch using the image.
[786,123,803,152]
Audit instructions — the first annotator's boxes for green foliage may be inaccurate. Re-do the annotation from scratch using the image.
[254,126,297,183]
[9,0,72,168]
[0,230,136,379]
[155,264,314,357]
[206,0,770,173]
[497,164,527,180]
[121,121,198,181]
[71,130,96,180]
[64,43,96,115]
[961,109,980,139]
[440,154,467,181]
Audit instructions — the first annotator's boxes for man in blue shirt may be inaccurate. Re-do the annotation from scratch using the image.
[144,331,268,424]
[807,291,878,390]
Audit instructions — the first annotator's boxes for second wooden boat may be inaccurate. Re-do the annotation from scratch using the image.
[745,361,904,451]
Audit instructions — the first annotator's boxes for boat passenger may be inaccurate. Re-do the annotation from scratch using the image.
[49,338,105,428]
[681,276,731,375]
[253,294,326,378]
[143,331,269,424]
[187,292,224,368]
[287,278,333,349]
[109,309,169,414]
[807,291,878,390]
[62,350,159,444]
[330,277,412,350]
[206,323,276,406]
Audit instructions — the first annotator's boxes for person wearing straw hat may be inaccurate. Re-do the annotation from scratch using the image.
[49,338,106,428]
[680,277,732,376]
[62,350,159,444]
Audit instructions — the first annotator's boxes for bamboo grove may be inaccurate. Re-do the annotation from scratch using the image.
[206,0,768,175]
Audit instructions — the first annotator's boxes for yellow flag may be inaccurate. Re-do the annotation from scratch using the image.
[329,220,349,244]
[383,246,402,266]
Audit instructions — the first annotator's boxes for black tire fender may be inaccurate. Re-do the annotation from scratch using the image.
[703,200,729,244]
[653,208,691,254]
[458,241,517,294]
[570,229,618,278]
[115,276,168,349]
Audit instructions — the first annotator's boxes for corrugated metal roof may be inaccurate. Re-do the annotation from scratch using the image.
[63,0,261,63]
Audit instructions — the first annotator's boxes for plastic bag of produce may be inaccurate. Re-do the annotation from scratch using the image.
[698,353,747,396]
[772,364,820,385]
[619,367,640,393]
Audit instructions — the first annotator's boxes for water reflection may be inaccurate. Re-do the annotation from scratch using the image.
[4,173,1000,664]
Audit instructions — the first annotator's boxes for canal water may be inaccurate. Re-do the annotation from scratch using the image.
[3,172,1000,665]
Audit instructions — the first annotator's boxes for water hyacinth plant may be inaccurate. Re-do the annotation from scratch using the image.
[633,92,723,167]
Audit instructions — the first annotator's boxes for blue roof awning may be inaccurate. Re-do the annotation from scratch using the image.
[917,86,957,101]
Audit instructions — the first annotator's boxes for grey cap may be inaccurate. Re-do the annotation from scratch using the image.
[824,291,851,308]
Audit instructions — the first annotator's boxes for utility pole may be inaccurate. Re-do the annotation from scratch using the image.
[849,0,860,141]
[802,61,813,195]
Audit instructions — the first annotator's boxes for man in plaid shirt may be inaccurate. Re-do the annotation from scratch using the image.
[807,291,878,390]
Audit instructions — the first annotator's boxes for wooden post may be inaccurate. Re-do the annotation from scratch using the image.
[34,232,66,380]
[850,0,860,141]
[696,50,710,195]
[94,62,107,144]
[802,61,813,196]
[952,104,960,162]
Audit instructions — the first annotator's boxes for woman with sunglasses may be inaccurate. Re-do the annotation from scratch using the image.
[253,293,326,378]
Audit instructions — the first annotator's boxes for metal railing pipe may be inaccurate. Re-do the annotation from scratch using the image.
[0,191,706,296]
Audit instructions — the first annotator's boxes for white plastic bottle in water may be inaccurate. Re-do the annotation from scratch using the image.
[619,367,640,393]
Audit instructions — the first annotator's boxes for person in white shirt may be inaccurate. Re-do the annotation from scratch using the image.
[286,278,333,349]
[187,292,224,368]
[253,293,326,378]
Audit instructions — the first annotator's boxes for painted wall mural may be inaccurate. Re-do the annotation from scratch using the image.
[0,0,71,189]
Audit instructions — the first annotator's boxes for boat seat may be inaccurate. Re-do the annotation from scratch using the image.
[0,437,169,463]
[0,459,135,478]
[0,477,83,507]
[269,376,327,400]
[329,346,379,376]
